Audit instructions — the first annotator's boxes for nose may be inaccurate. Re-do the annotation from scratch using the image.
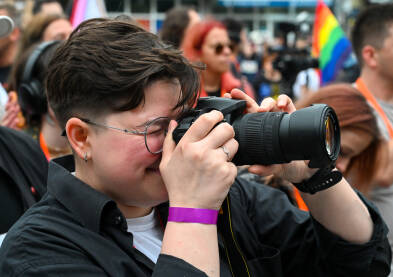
[223,44,232,55]
[336,157,350,173]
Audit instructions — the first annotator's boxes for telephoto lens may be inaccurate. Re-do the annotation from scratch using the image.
[173,97,340,169]
[231,104,340,168]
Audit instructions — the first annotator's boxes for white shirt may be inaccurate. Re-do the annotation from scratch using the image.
[292,69,320,100]
[126,209,164,264]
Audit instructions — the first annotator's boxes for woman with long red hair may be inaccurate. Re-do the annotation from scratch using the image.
[181,20,255,99]
[296,83,385,196]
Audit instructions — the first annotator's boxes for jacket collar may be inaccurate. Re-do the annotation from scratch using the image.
[47,155,116,233]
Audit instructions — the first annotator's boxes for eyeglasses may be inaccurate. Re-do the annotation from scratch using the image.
[211,43,234,55]
[78,117,170,154]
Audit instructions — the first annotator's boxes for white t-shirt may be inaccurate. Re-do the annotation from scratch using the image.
[292,69,320,100]
[126,209,164,264]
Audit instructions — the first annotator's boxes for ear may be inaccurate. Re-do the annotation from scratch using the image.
[362,45,378,69]
[9,27,20,42]
[65,117,91,161]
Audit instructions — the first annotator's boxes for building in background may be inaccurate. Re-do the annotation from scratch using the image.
[104,0,336,36]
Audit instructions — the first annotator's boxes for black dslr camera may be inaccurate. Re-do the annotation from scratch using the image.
[173,97,340,168]
[272,48,319,82]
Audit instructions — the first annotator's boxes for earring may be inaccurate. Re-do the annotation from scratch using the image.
[84,153,88,163]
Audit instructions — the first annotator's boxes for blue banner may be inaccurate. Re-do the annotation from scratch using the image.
[218,0,333,7]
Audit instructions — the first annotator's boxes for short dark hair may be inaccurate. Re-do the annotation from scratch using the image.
[46,18,200,128]
[351,3,393,66]
[160,7,191,49]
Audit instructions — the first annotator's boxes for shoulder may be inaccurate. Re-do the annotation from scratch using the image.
[0,196,87,276]
[0,126,47,164]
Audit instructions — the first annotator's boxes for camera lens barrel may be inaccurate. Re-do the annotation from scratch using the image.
[232,112,287,165]
[232,104,340,168]
[173,97,340,169]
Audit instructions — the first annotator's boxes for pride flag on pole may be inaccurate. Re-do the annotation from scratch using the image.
[70,0,107,29]
[312,0,352,84]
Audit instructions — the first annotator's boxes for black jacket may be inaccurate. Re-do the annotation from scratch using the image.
[0,127,47,233]
[0,155,390,276]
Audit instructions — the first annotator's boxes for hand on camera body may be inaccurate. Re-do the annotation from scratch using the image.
[224,89,318,183]
[160,110,238,211]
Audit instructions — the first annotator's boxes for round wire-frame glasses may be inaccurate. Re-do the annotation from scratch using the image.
[78,116,170,154]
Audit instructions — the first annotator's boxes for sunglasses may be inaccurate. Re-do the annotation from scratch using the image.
[211,43,234,55]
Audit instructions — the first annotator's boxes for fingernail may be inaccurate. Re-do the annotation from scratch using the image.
[168,120,176,131]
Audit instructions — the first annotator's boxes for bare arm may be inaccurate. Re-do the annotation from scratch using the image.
[300,177,373,243]
[225,89,374,244]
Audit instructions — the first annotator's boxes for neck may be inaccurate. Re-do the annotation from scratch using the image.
[0,43,16,67]
[360,68,393,104]
[117,204,153,219]
[41,114,69,151]
[202,70,221,92]
[74,165,154,219]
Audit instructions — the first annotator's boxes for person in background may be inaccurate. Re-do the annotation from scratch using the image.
[351,4,393,268]
[17,13,72,56]
[10,41,71,160]
[292,36,320,101]
[222,18,260,84]
[0,13,20,129]
[252,48,282,103]
[0,13,48,247]
[32,0,64,15]
[182,19,255,99]
[296,84,384,196]
[159,6,200,49]
[0,3,21,87]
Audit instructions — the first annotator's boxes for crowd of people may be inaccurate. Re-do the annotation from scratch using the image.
[0,0,392,276]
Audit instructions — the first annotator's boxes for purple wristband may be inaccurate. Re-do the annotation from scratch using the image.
[168,207,219,224]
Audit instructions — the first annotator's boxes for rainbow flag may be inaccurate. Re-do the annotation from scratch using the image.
[312,0,352,84]
[70,0,107,29]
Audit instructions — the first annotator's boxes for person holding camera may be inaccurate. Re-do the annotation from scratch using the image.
[0,18,390,276]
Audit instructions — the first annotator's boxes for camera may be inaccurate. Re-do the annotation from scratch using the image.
[273,52,319,80]
[272,48,319,81]
[173,97,340,168]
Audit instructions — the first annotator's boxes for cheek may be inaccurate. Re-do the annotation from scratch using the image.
[95,136,155,171]
[118,137,155,165]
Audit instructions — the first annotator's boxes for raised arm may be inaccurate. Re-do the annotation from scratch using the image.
[159,110,238,276]
[225,89,373,244]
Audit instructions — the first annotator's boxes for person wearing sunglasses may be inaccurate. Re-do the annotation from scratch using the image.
[182,19,255,99]
[0,18,390,277]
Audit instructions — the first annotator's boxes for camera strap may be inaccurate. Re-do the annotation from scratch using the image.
[293,166,343,194]
[217,196,251,277]
[355,78,393,139]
